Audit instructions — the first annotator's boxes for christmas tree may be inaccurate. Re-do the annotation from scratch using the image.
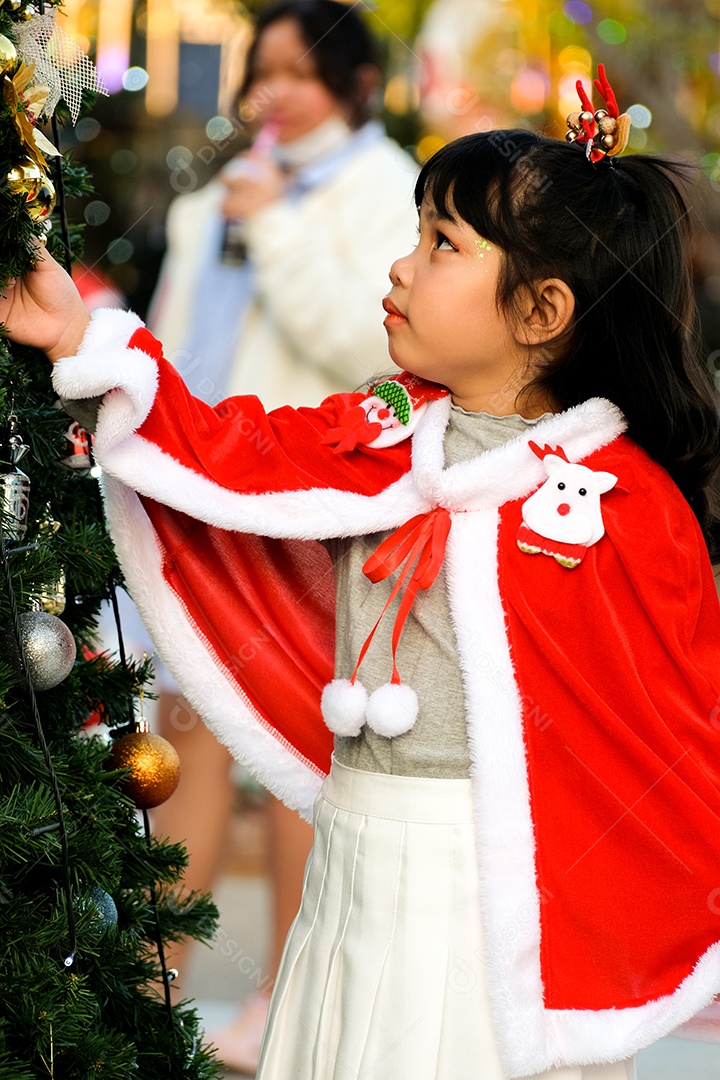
[0,3,221,1076]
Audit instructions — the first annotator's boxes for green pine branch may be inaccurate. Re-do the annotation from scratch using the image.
[0,8,223,1076]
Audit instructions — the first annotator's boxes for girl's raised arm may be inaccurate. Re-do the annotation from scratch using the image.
[0,247,90,363]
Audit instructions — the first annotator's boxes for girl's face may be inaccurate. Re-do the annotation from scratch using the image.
[245,18,346,144]
[384,196,529,414]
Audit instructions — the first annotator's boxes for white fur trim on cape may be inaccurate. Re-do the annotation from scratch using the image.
[445,509,720,1077]
[53,309,155,444]
[97,434,431,540]
[412,396,627,512]
[52,311,628,543]
[321,678,368,736]
[101,474,323,820]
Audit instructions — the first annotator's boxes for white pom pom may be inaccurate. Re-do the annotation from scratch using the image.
[321,678,368,736]
[365,681,419,738]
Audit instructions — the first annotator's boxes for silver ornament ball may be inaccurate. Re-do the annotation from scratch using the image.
[89,886,118,928]
[7,611,76,690]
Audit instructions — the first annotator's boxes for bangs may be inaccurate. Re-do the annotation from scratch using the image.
[413,130,548,252]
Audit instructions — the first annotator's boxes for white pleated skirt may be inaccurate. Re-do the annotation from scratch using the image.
[257,758,636,1080]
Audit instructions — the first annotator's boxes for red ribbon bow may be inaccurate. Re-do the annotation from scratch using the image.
[320,405,382,453]
[349,507,452,686]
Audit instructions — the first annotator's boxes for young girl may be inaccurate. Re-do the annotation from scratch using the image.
[4,108,720,1080]
[130,3,419,1068]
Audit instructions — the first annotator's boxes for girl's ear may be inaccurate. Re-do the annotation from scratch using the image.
[514,279,575,345]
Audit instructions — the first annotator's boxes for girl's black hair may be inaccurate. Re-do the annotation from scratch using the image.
[415,130,720,544]
[238,0,378,129]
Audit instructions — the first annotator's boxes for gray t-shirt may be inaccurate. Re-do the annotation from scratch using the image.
[331,405,550,779]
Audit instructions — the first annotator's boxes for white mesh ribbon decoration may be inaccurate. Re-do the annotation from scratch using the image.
[15,12,108,125]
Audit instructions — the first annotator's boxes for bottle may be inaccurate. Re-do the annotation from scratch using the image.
[220,122,280,266]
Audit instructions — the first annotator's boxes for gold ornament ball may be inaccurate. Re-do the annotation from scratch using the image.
[110,730,181,809]
[33,571,66,616]
[7,159,56,220]
[0,33,17,75]
[26,174,56,221]
[7,157,44,202]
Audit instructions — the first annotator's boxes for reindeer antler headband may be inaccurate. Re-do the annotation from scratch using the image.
[565,64,631,163]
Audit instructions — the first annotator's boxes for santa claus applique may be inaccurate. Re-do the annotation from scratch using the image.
[517,441,618,568]
[321,372,448,452]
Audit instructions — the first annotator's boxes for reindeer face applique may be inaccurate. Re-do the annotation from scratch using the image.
[517,442,617,568]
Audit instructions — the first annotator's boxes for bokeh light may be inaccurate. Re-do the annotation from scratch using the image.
[111,150,137,175]
[75,118,101,143]
[627,104,652,128]
[122,67,149,92]
[627,128,648,150]
[597,19,627,44]
[563,2,593,26]
[206,116,234,142]
[558,74,592,118]
[107,239,135,265]
[510,69,547,114]
[710,53,720,76]
[96,45,130,95]
[701,152,720,180]
[84,201,111,226]
[384,74,419,116]
[166,146,193,171]
[416,134,446,163]
[559,46,592,75]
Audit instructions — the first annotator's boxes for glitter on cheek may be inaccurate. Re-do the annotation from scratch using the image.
[475,237,492,260]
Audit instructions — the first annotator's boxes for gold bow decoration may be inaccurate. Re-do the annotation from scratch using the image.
[2,60,59,171]
[15,10,108,125]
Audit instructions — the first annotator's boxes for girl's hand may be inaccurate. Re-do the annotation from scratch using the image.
[220,154,286,220]
[0,246,91,363]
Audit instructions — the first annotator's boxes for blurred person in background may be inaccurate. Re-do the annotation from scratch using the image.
[415,0,519,143]
[146,1,418,1073]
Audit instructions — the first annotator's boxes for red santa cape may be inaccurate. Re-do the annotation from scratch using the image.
[53,309,720,1077]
